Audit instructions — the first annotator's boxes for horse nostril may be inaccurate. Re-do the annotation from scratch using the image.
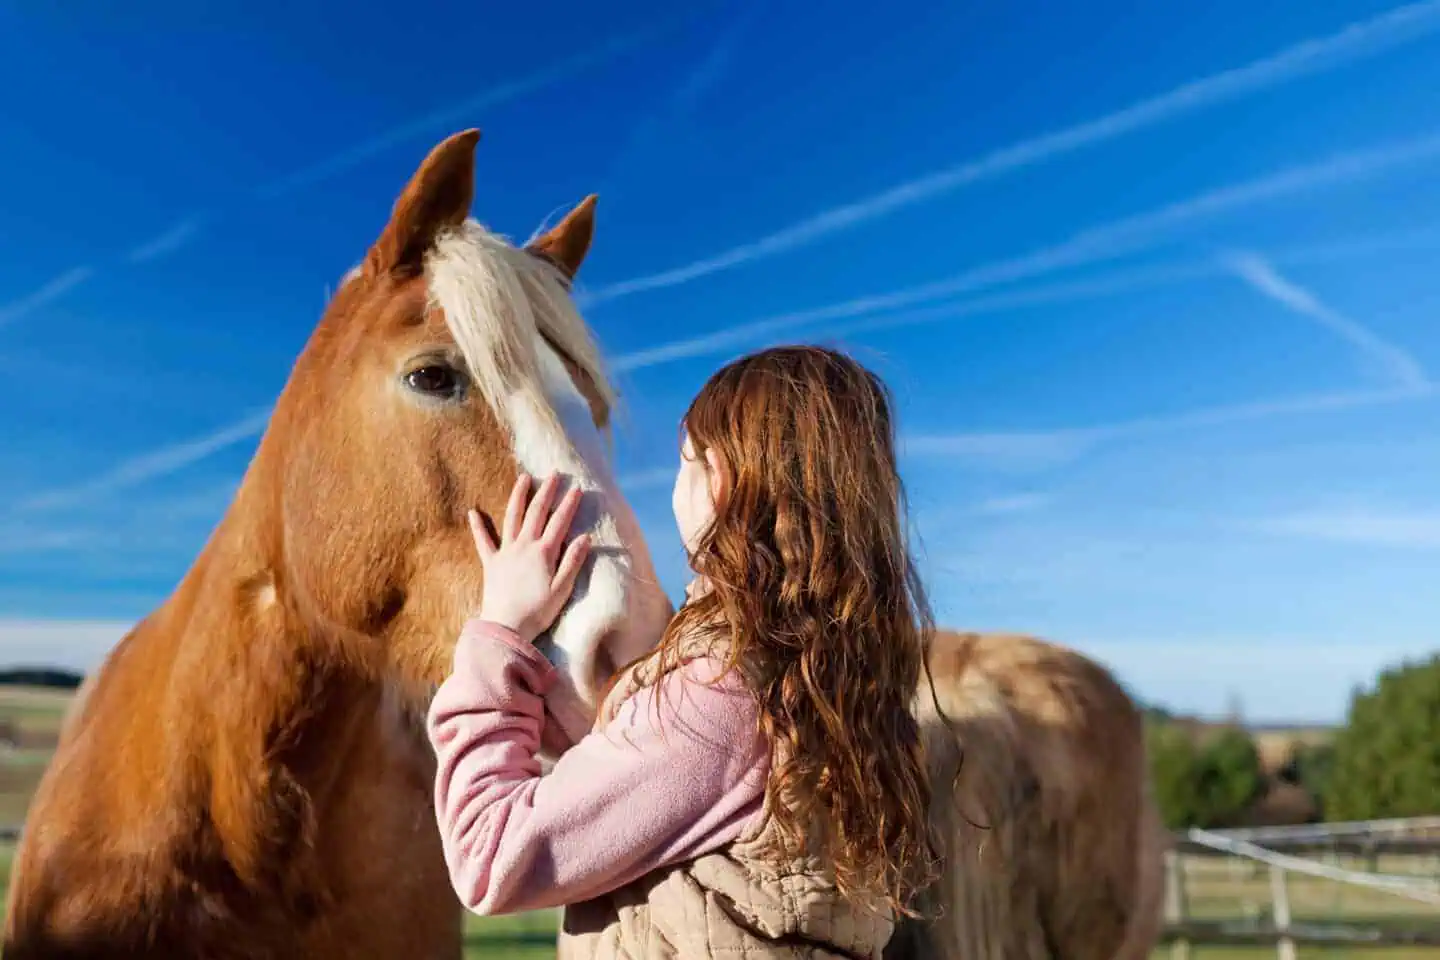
[589,639,619,701]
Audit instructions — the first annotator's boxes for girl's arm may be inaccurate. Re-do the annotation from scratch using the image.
[427,618,767,916]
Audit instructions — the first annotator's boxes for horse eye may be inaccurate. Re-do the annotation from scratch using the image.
[403,363,465,399]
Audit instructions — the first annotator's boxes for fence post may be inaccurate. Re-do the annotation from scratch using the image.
[1165,849,1190,960]
[1269,862,1296,960]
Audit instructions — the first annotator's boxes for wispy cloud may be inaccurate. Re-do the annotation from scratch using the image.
[256,24,667,199]
[0,478,239,571]
[0,25,671,331]
[973,493,1054,516]
[127,215,207,264]
[1224,251,1430,390]
[617,467,675,490]
[0,527,99,555]
[1096,384,1435,434]
[903,385,1436,472]
[1257,505,1440,548]
[612,132,1440,372]
[659,6,755,122]
[582,0,1440,305]
[903,431,1099,473]
[14,409,270,514]
[830,223,1440,345]
[0,266,95,329]
[608,265,1207,372]
[595,3,762,201]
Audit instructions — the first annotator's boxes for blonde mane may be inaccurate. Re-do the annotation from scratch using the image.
[426,219,617,437]
[423,217,656,693]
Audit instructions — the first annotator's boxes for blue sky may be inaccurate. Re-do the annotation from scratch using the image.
[3,0,1440,723]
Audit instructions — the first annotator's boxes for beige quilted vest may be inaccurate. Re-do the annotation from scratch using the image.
[556,648,896,959]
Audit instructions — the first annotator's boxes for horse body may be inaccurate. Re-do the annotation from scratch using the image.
[886,630,1167,960]
[5,130,672,959]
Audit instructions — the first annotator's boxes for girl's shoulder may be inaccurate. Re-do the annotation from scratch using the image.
[599,640,747,725]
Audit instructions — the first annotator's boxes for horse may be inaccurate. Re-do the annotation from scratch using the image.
[885,629,1168,960]
[3,128,674,959]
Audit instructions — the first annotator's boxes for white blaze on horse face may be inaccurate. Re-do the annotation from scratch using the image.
[510,340,669,698]
[424,219,671,737]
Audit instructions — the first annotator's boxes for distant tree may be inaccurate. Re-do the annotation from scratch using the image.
[1140,702,1176,724]
[1191,726,1266,828]
[1326,654,1440,821]
[1146,719,1266,829]
[0,667,84,689]
[1146,719,1202,829]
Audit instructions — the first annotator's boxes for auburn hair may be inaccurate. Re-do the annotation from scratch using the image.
[653,344,940,917]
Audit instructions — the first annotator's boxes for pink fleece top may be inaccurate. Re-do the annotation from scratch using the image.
[425,619,769,915]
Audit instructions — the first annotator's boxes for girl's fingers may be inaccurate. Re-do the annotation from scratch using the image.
[467,509,497,559]
[540,485,585,555]
[522,473,561,539]
[502,473,532,542]
[551,533,592,594]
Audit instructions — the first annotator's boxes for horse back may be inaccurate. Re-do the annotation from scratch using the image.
[887,630,1165,960]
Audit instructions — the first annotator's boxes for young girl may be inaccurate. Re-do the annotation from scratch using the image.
[427,345,938,957]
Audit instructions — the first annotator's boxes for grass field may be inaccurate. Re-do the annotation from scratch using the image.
[1179,853,1440,922]
[0,687,67,828]
[2,685,1437,958]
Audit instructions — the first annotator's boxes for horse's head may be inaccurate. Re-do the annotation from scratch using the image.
[261,129,671,752]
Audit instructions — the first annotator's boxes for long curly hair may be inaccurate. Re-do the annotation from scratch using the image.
[653,344,940,917]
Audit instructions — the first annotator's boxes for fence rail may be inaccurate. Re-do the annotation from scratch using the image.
[1186,828,1440,903]
[1167,820,1440,959]
[1176,836,1440,857]
[1208,816,1440,842]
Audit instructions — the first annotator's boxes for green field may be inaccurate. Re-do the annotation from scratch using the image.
[1178,852,1440,922]
[0,687,67,828]
[2,685,1437,958]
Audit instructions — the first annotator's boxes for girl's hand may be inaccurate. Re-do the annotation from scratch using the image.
[468,473,593,645]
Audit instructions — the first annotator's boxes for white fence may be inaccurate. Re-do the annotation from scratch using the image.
[1165,816,1440,956]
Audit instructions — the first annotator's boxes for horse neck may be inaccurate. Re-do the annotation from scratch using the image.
[138,457,389,894]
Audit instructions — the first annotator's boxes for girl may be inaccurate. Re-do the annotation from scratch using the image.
[427,345,938,958]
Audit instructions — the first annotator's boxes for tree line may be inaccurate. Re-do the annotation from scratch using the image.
[0,668,83,689]
[1145,652,1440,829]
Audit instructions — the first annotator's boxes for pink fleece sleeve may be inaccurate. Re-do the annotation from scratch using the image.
[426,619,768,916]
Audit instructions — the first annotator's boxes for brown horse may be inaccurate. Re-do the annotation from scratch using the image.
[4,129,673,959]
[886,629,1167,960]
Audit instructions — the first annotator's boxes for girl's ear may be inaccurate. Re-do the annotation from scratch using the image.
[704,447,728,506]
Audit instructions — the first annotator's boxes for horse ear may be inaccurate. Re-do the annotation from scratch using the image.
[527,195,597,280]
[366,129,480,277]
